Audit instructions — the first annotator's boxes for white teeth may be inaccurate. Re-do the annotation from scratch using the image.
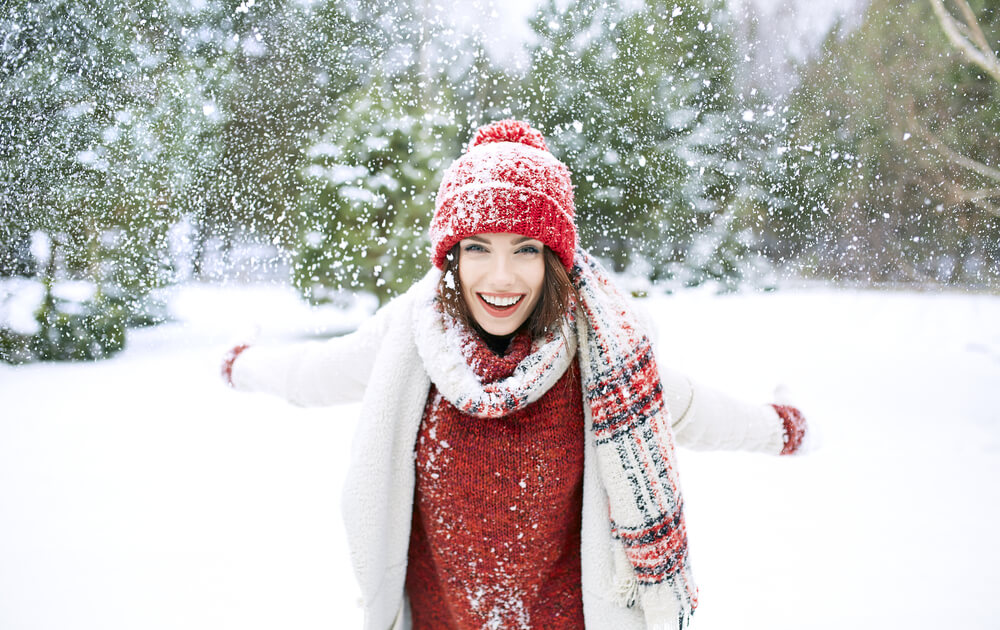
[481,294,523,307]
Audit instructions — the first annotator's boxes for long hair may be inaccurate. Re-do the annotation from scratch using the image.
[436,244,577,340]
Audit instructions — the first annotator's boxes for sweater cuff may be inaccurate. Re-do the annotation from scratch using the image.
[772,404,807,455]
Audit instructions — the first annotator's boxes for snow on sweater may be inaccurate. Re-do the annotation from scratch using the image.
[405,330,585,630]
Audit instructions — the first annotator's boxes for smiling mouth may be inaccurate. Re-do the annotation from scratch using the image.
[478,293,524,312]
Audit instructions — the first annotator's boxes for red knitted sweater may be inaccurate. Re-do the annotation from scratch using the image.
[405,330,586,630]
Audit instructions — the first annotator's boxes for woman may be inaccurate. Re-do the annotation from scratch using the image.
[223,120,808,630]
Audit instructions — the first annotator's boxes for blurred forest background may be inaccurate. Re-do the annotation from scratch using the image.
[2,0,998,363]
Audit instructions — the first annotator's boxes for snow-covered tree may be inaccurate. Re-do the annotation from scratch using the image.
[186,0,377,276]
[1,0,223,361]
[293,81,461,304]
[523,0,752,288]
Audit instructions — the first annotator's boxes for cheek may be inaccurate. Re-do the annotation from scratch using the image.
[528,260,545,293]
[457,261,478,305]
[457,252,479,286]
[522,260,545,309]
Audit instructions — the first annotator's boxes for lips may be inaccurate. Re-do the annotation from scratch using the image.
[477,293,525,318]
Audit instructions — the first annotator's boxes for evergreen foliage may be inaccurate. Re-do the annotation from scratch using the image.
[523,0,754,287]
[293,81,461,304]
[186,0,374,273]
[0,282,127,365]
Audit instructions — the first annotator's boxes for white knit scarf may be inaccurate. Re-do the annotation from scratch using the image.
[413,248,697,629]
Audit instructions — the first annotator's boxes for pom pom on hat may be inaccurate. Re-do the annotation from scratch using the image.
[430,120,577,271]
[470,119,549,152]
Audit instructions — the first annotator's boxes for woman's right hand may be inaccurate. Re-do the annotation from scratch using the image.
[221,344,249,387]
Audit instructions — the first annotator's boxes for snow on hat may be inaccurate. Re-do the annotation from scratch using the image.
[430,119,577,271]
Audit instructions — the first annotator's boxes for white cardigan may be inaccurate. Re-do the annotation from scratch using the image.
[231,271,786,630]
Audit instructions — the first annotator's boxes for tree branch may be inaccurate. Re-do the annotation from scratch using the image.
[955,0,997,62]
[928,0,1000,83]
[940,183,1000,218]
[985,199,1000,218]
[950,187,1000,203]
[906,113,1000,184]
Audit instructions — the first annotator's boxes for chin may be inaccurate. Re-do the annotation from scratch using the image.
[479,320,523,336]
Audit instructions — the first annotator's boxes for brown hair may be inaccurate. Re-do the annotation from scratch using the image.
[437,244,578,340]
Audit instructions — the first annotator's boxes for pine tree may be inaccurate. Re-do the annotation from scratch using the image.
[1,0,220,361]
[293,80,462,304]
[290,0,511,305]
[523,0,748,287]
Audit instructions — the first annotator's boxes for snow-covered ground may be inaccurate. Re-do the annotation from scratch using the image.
[2,282,999,629]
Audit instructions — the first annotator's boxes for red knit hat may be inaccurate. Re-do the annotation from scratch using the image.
[430,120,577,271]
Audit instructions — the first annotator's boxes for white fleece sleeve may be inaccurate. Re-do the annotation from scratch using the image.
[660,367,786,454]
[228,295,396,407]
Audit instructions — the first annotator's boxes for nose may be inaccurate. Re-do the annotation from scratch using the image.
[487,253,516,288]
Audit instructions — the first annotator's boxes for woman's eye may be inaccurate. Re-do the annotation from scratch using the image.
[517,246,540,254]
[463,244,485,253]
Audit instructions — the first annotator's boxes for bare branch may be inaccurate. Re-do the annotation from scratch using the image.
[906,113,1000,184]
[967,193,1000,218]
[955,0,997,61]
[928,0,1000,83]
[951,187,1000,203]
[933,139,1000,184]
[938,183,1000,218]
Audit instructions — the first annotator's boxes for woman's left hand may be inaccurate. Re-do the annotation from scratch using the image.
[772,385,819,456]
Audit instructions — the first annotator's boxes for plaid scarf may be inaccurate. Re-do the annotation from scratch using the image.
[413,248,697,628]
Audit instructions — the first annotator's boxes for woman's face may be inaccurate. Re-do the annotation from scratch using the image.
[458,232,545,336]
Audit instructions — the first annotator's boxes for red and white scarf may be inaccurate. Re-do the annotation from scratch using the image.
[413,248,697,628]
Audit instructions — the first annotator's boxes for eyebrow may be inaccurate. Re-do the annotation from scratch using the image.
[465,235,540,245]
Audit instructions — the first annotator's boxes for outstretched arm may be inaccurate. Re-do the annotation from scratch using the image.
[660,367,808,455]
[222,295,398,407]
[629,296,809,455]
